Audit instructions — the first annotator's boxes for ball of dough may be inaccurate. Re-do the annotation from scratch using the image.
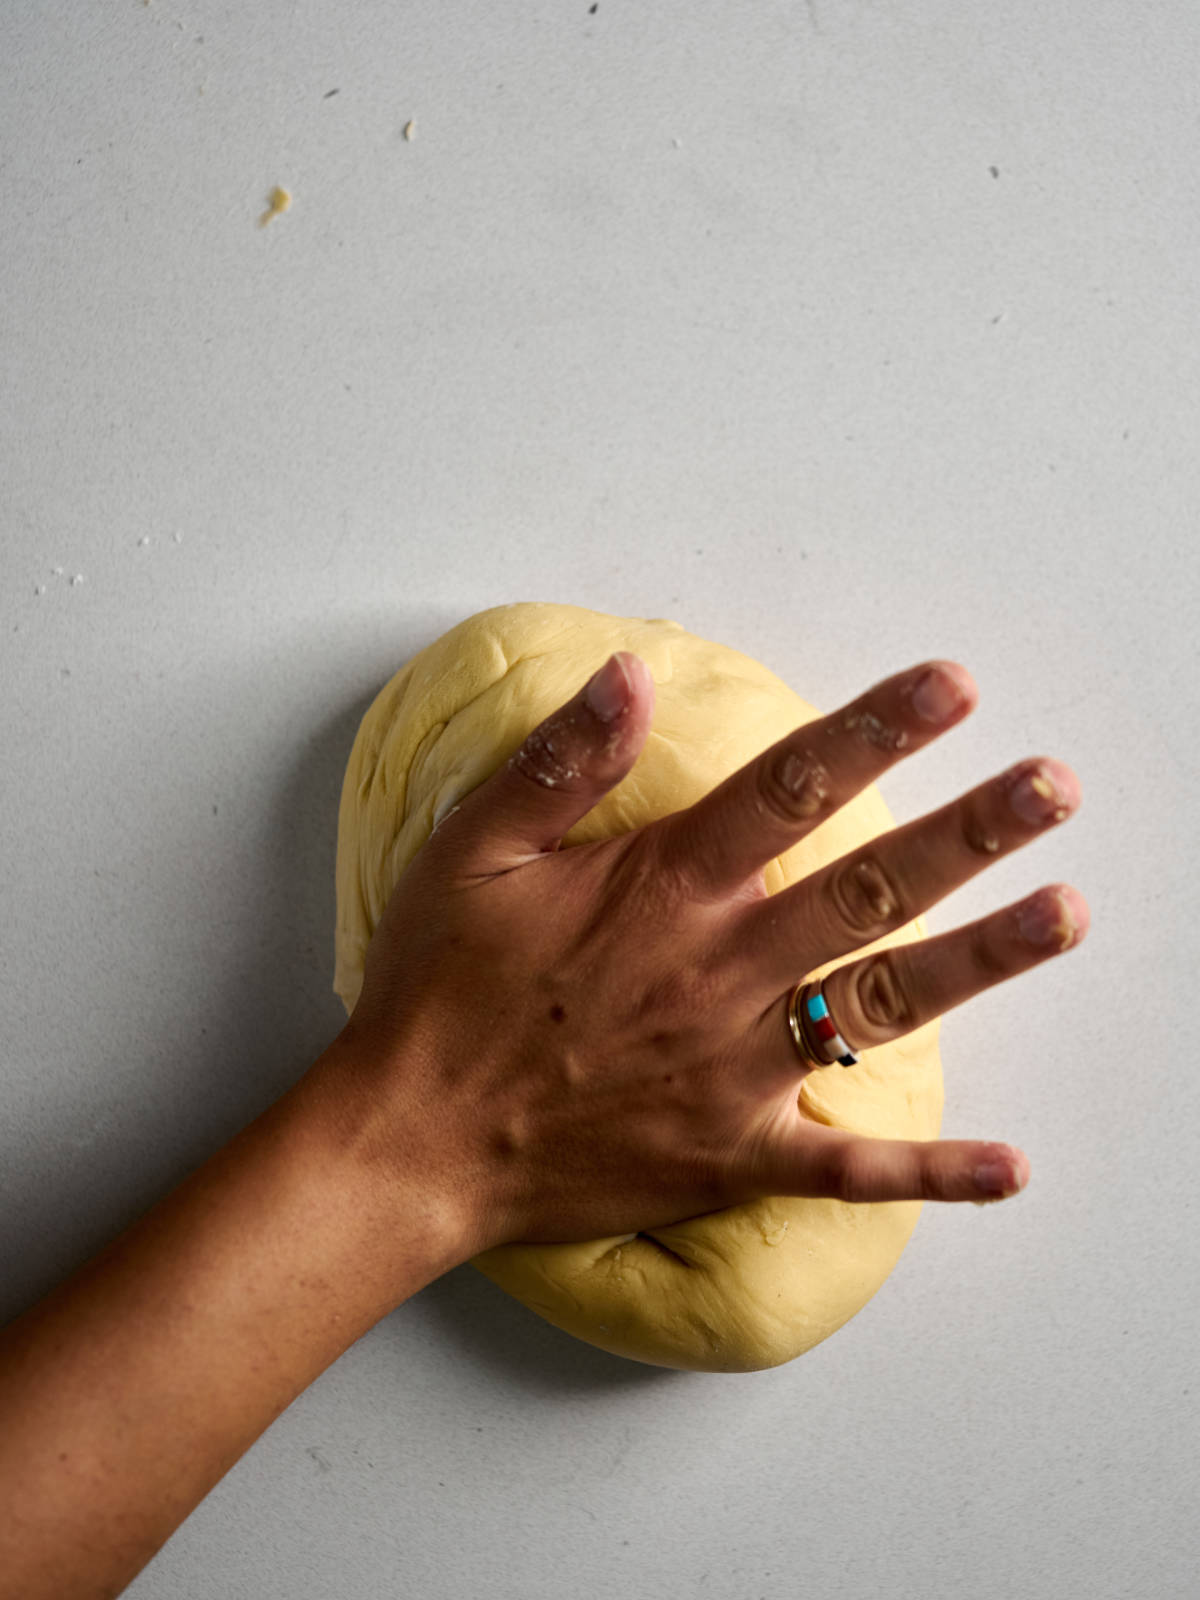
[334,602,943,1372]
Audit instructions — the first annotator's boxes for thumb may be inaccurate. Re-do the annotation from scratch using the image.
[448,651,656,869]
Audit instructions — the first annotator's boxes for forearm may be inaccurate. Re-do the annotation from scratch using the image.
[0,1033,471,1600]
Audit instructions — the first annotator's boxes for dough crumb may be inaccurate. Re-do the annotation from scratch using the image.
[259,186,292,227]
[431,802,461,834]
[403,119,416,142]
[839,708,907,753]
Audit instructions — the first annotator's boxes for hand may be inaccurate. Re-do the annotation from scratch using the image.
[341,651,1087,1254]
[0,654,1088,1598]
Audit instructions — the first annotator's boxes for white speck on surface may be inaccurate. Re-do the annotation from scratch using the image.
[138,536,151,547]
[403,119,416,141]
[70,574,84,585]
[51,566,63,576]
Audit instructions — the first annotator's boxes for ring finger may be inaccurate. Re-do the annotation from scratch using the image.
[752,878,1090,1073]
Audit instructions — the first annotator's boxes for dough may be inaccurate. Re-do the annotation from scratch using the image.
[334,602,943,1372]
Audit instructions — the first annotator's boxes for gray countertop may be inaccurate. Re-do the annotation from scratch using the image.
[2,3,1197,1595]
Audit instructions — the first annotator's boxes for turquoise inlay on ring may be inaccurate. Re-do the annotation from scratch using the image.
[806,994,829,1021]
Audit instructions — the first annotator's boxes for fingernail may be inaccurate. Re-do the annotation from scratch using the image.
[911,666,968,724]
[973,1159,1023,1197]
[1018,888,1078,949]
[585,653,631,722]
[1009,764,1072,824]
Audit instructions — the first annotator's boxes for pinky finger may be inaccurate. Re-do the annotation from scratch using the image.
[786,1124,1031,1205]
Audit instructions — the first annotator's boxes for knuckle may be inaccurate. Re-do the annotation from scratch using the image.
[917,1155,956,1202]
[833,1149,867,1204]
[826,1143,877,1204]
[837,704,910,753]
[966,920,1011,981]
[508,720,584,791]
[612,828,697,912]
[830,854,904,937]
[852,953,915,1031]
[823,1138,958,1205]
[757,749,831,826]
[634,959,721,1024]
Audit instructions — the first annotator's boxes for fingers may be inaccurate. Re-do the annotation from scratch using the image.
[437,652,656,872]
[765,1119,1032,1204]
[733,752,1084,998]
[748,880,1089,1073]
[826,879,1088,1051]
[646,660,978,901]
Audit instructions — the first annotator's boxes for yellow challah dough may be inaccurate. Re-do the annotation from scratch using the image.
[334,602,943,1372]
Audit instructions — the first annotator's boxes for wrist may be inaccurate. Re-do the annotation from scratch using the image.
[291,1028,494,1289]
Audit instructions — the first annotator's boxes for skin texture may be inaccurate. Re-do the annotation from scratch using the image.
[0,653,1088,1597]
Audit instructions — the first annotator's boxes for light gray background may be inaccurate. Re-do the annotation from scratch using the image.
[2,2,1197,1596]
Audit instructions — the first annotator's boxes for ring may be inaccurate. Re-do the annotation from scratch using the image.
[787,976,860,1070]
